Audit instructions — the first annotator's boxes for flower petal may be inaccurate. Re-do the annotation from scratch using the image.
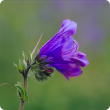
[58,65,81,81]
[45,35,79,61]
[71,51,89,67]
[62,37,79,57]
[47,59,82,81]
[59,19,77,36]
[39,33,63,57]
[39,19,77,57]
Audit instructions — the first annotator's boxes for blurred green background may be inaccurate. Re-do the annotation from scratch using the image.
[0,0,110,110]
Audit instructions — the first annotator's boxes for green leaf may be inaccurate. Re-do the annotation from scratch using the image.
[15,82,28,102]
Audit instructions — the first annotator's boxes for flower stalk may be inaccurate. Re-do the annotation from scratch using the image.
[18,66,30,110]
[17,34,42,110]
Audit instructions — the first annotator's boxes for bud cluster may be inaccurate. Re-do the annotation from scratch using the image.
[14,51,54,82]
[14,51,32,75]
[30,52,54,82]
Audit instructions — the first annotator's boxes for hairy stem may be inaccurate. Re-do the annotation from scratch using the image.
[18,66,30,110]
[19,99,25,110]
[23,74,28,89]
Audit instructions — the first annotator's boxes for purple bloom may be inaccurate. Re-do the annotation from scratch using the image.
[38,19,89,81]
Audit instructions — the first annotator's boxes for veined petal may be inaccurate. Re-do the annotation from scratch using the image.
[39,19,77,57]
[58,66,81,81]
[71,51,89,67]
[59,19,77,36]
[45,36,75,60]
[40,33,63,56]
[47,59,82,81]
[44,35,79,61]
[62,37,79,56]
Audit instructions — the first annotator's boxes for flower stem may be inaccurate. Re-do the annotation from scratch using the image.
[18,66,30,110]
[19,99,25,110]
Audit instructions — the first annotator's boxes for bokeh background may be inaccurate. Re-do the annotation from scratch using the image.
[0,0,110,110]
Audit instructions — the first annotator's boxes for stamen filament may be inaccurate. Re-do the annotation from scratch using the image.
[63,42,83,55]
[31,33,43,57]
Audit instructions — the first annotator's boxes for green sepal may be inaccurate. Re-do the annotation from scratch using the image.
[14,58,27,74]
[31,61,39,71]
[40,61,52,66]
[22,51,32,66]
[15,82,28,102]
[13,63,22,73]
[32,61,39,67]
[19,59,22,70]
[14,62,23,73]
[22,51,28,63]
[34,52,40,61]
[22,60,27,72]
[34,52,47,62]
[27,51,32,65]
[38,56,47,62]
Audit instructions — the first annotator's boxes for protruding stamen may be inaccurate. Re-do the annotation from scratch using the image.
[31,33,43,57]
[63,42,83,55]
[72,42,83,54]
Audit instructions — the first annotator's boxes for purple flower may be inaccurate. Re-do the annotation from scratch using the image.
[38,19,89,81]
